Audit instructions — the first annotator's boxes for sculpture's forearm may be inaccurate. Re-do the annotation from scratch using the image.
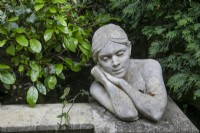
[119,80,167,121]
[103,81,139,121]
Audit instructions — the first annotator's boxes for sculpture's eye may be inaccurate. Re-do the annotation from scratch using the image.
[117,50,125,56]
[102,56,109,62]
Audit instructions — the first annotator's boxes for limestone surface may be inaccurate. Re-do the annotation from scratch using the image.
[0,98,199,133]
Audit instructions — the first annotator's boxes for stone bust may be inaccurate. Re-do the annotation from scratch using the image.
[90,24,167,122]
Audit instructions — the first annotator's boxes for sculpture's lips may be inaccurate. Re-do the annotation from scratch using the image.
[112,68,124,74]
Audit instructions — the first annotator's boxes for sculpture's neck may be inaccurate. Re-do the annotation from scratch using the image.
[123,59,134,82]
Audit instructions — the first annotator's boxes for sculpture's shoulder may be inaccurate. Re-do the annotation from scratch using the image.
[130,59,162,72]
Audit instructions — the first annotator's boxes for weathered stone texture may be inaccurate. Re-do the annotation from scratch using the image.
[0,97,199,133]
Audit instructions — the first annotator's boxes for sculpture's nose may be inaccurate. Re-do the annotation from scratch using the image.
[112,55,120,67]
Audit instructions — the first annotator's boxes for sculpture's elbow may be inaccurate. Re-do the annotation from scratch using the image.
[149,106,166,122]
[150,112,163,122]
[116,110,139,122]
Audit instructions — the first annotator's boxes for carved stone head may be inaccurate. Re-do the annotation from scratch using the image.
[92,24,132,78]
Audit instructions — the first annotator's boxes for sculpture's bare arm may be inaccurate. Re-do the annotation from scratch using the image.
[91,65,138,121]
[103,60,167,121]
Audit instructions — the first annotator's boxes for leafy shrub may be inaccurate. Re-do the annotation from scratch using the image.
[0,0,116,106]
[107,0,200,102]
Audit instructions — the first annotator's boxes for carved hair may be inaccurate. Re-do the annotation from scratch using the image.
[92,24,131,62]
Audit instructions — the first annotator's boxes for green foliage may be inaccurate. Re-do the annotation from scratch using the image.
[107,0,200,102]
[0,0,115,106]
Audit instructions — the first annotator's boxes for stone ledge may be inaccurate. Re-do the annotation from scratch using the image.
[0,97,199,133]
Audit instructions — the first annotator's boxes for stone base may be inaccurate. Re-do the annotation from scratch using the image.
[0,97,199,133]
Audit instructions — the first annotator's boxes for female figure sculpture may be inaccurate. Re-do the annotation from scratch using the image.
[90,24,167,122]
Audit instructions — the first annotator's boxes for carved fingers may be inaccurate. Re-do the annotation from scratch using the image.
[103,72,120,86]
[91,65,107,84]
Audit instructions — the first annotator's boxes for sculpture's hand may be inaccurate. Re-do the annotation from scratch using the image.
[102,71,124,87]
[91,65,107,85]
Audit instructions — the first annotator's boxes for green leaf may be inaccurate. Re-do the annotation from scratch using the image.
[29,62,40,82]
[14,28,25,33]
[0,70,15,84]
[16,35,28,47]
[35,0,45,3]
[167,73,187,92]
[18,65,24,72]
[34,3,44,11]
[178,19,188,27]
[6,45,15,56]
[0,64,10,69]
[52,0,66,3]
[29,61,39,71]
[49,7,57,13]
[7,17,19,22]
[154,26,166,35]
[30,39,42,53]
[36,81,46,95]
[3,84,10,90]
[0,40,7,47]
[44,29,54,42]
[55,64,63,75]
[166,31,177,39]
[30,69,39,82]
[194,23,200,31]
[64,58,73,66]
[57,16,67,26]
[79,45,91,58]
[47,76,57,89]
[57,25,69,34]
[149,41,160,57]
[63,37,78,52]
[81,42,91,50]
[0,29,7,35]
[58,72,65,80]
[60,87,70,99]
[27,86,38,107]
[71,62,81,72]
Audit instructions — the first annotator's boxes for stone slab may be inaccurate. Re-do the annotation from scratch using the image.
[91,97,199,133]
[0,103,94,132]
[0,97,199,133]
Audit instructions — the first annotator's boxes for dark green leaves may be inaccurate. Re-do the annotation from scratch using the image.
[16,35,28,47]
[27,86,38,107]
[0,40,7,47]
[0,0,111,107]
[46,76,57,89]
[30,39,42,53]
[7,17,19,22]
[44,29,54,42]
[34,4,44,11]
[0,70,15,84]
[29,62,40,82]
[36,81,46,95]
[0,64,10,69]
[57,25,69,34]
[55,64,63,75]
[63,37,78,52]
[57,16,67,26]
[6,45,15,56]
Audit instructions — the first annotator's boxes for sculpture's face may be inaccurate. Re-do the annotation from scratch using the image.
[97,41,131,78]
